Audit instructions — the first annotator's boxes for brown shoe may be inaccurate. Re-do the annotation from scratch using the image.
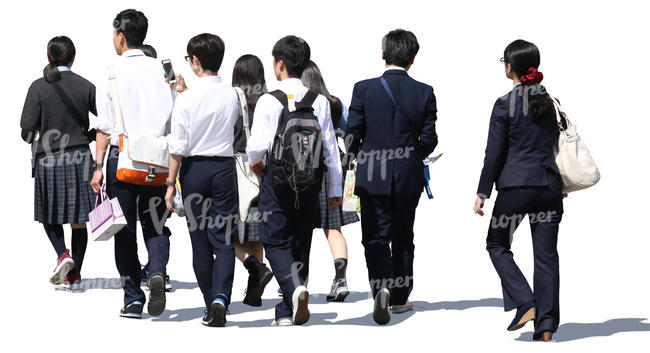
[534,332,553,342]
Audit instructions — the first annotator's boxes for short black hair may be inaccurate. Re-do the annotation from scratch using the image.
[272,35,310,78]
[382,29,419,68]
[139,44,157,58]
[186,33,225,72]
[113,9,148,47]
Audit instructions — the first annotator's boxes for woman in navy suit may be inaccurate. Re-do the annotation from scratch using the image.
[473,40,567,342]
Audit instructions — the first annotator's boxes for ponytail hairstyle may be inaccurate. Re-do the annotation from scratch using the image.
[301,60,343,127]
[503,39,552,123]
[43,36,76,83]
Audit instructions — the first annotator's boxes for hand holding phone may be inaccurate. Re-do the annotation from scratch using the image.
[162,59,176,84]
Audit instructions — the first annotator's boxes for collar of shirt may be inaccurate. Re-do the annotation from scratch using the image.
[278,77,304,88]
[194,75,223,86]
[57,66,71,72]
[385,65,406,72]
[122,49,145,58]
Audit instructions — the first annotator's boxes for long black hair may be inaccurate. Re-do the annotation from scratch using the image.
[301,60,343,127]
[43,36,75,83]
[503,39,552,122]
[232,54,267,110]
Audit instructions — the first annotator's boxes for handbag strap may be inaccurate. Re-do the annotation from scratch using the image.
[548,95,571,133]
[379,77,421,150]
[234,87,251,141]
[108,64,125,134]
[51,82,90,133]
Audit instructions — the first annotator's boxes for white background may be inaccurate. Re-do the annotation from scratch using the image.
[1,0,648,351]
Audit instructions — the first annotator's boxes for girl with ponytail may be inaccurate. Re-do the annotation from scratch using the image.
[20,35,97,291]
[473,39,567,342]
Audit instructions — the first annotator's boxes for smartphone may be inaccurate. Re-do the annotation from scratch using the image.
[161,59,176,84]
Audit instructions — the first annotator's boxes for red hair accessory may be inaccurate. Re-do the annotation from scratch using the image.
[520,67,543,84]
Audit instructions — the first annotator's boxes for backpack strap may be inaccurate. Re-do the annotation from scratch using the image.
[296,90,318,110]
[269,90,288,108]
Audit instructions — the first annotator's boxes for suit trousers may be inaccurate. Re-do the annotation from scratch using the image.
[486,170,563,337]
[106,146,171,306]
[258,173,319,319]
[360,192,420,306]
[180,156,238,309]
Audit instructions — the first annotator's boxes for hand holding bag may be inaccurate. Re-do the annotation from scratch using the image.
[549,96,600,193]
[89,186,127,241]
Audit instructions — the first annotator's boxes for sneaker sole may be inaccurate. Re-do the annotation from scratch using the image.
[206,302,226,327]
[327,286,350,302]
[508,307,536,331]
[148,275,166,316]
[49,258,74,285]
[292,288,310,325]
[119,312,142,319]
[373,289,391,325]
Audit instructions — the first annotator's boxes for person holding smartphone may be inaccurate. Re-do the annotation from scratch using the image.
[165,33,240,327]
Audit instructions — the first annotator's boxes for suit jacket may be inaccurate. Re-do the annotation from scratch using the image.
[347,69,438,196]
[477,85,563,199]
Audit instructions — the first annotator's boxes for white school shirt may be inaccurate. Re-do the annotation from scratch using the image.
[168,75,239,157]
[246,78,343,197]
[96,49,175,146]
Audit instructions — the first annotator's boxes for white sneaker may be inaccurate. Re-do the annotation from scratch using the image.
[271,317,293,327]
[390,301,413,314]
[373,288,391,325]
[292,285,310,325]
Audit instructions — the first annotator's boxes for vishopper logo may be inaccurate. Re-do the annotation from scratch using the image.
[33,129,95,180]
[490,210,559,238]
[112,18,130,31]
[142,195,272,245]
[508,84,548,118]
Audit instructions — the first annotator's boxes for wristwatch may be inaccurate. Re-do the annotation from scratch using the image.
[165,179,176,187]
[94,161,104,170]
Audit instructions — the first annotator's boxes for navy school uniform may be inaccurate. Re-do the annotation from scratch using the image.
[347,68,438,305]
[246,78,343,319]
[477,84,565,338]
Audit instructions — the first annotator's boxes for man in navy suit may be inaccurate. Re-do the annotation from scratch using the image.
[347,29,438,325]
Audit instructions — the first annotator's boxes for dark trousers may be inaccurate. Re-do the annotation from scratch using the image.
[486,171,563,337]
[258,173,319,319]
[106,146,171,306]
[180,156,237,309]
[360,192,420,305]
[43,224,88,276]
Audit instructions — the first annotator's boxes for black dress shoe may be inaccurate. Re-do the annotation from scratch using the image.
[507,300,536,331]
[373,288,390,325]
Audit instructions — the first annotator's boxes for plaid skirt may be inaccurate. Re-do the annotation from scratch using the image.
[33,147,96,224]
[317,173,359,229]
[233,205,261,243]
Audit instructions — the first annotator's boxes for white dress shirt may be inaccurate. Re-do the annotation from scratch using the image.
[247,78,343,197]
[96,49,175,145]
[168,75,239,157]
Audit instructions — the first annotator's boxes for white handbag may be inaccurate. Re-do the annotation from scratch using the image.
[550,96,600,193]
[109,64,169,186]
[234,87,260,222]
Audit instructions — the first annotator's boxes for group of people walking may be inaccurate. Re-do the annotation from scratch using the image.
[21,8,569,341]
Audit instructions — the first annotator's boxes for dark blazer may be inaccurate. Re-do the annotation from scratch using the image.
[477,85,563,198]
[347,69,438,196]
[20,71,96,155]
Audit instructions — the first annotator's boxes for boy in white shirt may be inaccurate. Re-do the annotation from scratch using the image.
[246,35,343,326]
[164,33,240,327]
[91,9,174,319]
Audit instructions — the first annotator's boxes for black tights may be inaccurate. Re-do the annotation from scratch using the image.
[43,224,88,276]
